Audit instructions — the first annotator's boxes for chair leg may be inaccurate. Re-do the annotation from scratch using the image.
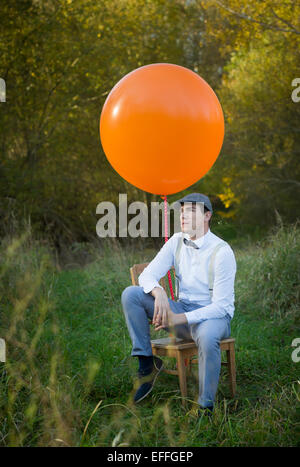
[176,351,187,406]
[226,343,236,397]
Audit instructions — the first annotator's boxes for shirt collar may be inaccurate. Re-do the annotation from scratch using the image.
[184,228,211,249]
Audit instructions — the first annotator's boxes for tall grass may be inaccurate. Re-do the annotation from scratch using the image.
[235,220,299,322]
[0,226,79,446]
[0,221,299,446]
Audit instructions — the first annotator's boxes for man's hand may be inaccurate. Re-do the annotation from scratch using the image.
[151,287,188,331]
[151,287,171,330]
[154,308,188,331]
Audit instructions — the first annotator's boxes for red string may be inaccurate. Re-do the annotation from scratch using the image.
[161,195,188,365]
[161,194,175,301]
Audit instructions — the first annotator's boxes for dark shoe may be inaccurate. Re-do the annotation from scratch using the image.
[133,356,164,403]
[197,405,214,417]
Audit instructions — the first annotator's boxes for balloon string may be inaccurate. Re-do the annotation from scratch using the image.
[162,195,175,301]
[161,196,187,362]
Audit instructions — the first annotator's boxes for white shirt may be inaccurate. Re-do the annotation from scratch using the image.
[138,229,237,325]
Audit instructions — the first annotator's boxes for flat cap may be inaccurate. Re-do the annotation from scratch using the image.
[175,193,213,212]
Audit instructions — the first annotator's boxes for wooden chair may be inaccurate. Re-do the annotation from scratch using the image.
[130,263,236,406]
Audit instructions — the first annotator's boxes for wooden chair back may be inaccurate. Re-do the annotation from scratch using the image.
[130,263,175,297]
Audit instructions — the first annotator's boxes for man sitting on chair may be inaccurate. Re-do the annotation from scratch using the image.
[121,193,237,415]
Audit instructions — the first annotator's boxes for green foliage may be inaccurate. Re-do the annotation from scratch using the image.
[0,0,214,245]
[184,0,300,227]
[2,1,298,243]
[218,29,300,225]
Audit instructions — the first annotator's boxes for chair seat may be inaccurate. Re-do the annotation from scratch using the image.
[151,337,235,351]
[151,337,196,350]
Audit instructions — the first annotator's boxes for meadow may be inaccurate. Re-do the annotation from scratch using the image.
[0,222,299,447]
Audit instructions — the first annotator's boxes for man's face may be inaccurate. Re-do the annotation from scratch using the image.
[180,202,210,237]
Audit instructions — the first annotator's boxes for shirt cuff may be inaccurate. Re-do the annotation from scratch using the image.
[184,311,204,325]
[141,282,163,294]
[185,305,228,324]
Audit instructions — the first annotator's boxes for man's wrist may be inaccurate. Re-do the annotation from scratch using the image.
[168,309,187,326]
[174,313,188,325]
[151,286,164,298]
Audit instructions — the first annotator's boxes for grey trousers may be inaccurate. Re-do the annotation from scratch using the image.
[121,285,231,408]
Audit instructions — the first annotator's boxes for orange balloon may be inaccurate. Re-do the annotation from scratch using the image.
[100,63,224,195]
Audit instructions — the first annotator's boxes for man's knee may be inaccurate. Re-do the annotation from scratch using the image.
[194,329,220,353]
[121,285,143,307]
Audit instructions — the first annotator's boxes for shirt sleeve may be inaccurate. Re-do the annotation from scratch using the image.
[138,235,177,294]
[185,245,237,324]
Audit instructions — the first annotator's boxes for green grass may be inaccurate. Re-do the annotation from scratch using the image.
[0,222,299,446]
